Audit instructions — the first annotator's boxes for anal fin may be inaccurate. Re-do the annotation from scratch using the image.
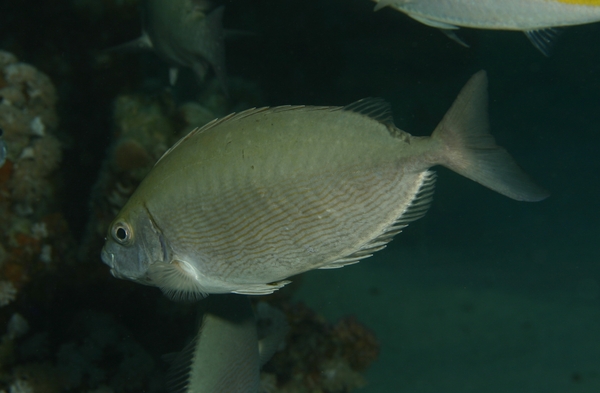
[524,28,560,56]
[320,171,436,270]
[407,13,459,30]
[231,280,291,295]
[440,29,470,48]
[405,14,470,48]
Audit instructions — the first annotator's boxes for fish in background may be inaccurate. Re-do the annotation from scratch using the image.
[101,71,548,302]
[372,0,600,55]
[114,0,226,89]
[165,295,287,393]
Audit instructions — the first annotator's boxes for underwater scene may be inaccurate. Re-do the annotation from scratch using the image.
[1,0,599,392]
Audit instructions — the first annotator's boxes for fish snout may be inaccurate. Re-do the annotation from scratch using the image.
[101,247,116,268]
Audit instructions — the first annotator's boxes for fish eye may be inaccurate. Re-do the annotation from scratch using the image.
[112,222,132,244]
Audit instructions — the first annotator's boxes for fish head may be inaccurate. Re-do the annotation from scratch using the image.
[101,204,168,286]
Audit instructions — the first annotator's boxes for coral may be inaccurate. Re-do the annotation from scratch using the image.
[55,310,155,392]
[0,52,59,164]
[0,282,17,308]
[6,314,29,341]
[0,52,74,385]
[0,50,61,214]
[8,134,62,206]
[330,316,380,372]
[259,301,379,393]
[11,363,63,393]
[319,359,366,392]
[8,379,33,393]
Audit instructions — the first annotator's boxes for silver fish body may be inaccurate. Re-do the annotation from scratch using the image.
[166,295,286,393]
[101,71,548,301]
[373,0,600,54]
[375,0,600,30]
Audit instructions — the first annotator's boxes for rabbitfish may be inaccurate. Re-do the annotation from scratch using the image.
[373,0,600,54]
[101,71,548,301]
[166,294,287,393]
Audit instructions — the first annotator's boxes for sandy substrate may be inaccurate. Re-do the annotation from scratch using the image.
[294,243,600,393]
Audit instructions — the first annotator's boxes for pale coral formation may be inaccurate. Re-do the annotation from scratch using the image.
[8,379,33,393]
[6,314,29,341]
[0,49,62,214]
[0,51,58,168]
[0,281,17,307]
[0,50,71,331]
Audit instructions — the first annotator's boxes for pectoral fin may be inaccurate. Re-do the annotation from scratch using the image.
[147,260,208,302]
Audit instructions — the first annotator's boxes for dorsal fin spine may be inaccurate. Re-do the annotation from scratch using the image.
[343,97,395,127]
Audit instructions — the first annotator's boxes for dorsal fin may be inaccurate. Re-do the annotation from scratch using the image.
[343,98,395,127]
[155,107,270,166]
[155,105,338,166]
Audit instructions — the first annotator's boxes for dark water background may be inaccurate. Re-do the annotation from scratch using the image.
[1,0,599,392]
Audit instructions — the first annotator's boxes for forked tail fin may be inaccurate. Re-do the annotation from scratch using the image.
[432,71,548,202]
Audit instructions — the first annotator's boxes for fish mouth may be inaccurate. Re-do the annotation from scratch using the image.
[101,249,124,279]
[100,247,115,268]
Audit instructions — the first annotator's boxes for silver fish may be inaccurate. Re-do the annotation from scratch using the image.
[0,127,6,168]
[101,71,548,301]
[166,295,287,393]
[373,0,600,55]
[116,0,226,88]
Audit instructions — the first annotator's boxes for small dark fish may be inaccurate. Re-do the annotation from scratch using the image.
[115,0,226,89]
